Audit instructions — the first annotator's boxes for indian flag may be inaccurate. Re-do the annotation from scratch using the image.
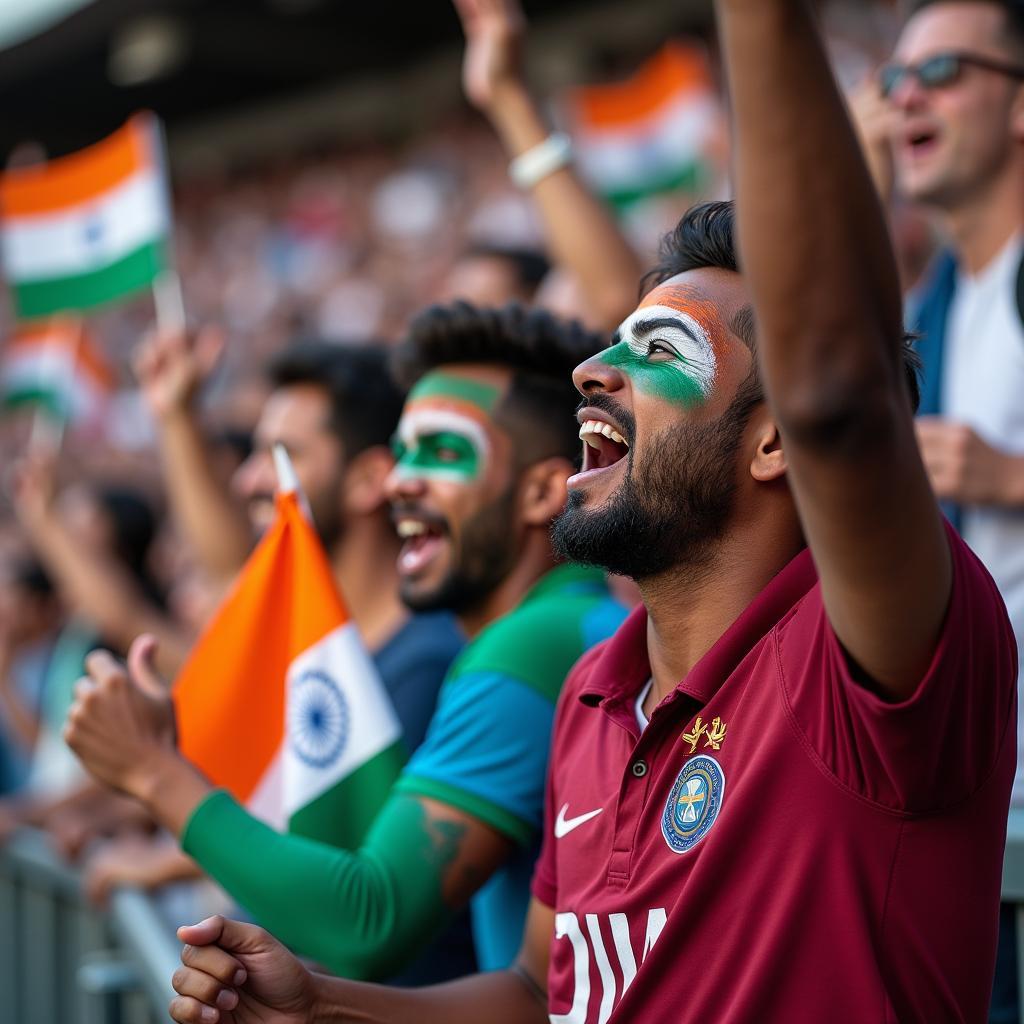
[1,320,115,424]
[174,449,405,848]
[565,42,722,208]
[0,114,170,320]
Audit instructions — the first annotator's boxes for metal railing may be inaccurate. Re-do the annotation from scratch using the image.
[0,829,180,1024]
[4,815,1024,1021]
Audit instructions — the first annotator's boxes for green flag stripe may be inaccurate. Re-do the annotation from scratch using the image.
[0,387,69,420]
[603,161,710,209]
[12,240,167,319]
[288,740,406,849]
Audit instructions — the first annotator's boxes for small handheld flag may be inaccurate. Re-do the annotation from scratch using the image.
[174,445,405,848]
[1,319,115,427]
[565,42,723,208]
[0,113,171,320]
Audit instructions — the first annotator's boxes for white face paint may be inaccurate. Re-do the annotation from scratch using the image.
[393,405,492,482]
[611,303,718,400]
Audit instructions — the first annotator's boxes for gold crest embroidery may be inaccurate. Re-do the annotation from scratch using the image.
[682,715,727,753]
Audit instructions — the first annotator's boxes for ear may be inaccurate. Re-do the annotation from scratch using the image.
[518,456,572,527]
[748,415,787,484]
[342,445,394,517]
[1012,84,1024,144]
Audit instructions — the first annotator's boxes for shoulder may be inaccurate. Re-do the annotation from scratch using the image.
[375,612,464,677]
[451,583,625,703]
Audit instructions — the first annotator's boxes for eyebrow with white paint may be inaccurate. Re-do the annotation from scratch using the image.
[630,315,707,346]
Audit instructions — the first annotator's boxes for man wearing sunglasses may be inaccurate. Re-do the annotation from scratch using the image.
[870,3,1024,1020]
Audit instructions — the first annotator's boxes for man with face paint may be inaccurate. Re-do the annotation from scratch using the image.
[67,302,625,983]
[164,2,1017,1023]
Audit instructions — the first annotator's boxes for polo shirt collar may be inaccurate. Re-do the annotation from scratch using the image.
[579,548,817,716]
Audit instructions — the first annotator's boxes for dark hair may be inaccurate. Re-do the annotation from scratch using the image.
[266,340,406,458]
[95,486,164,607]
[392,302,607,463]
[643,201,923,413]
[462,245,551,295]
[10,557,53,597]
[906,0,1024,57]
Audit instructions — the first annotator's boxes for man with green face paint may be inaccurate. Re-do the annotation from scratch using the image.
[64,301,626,981]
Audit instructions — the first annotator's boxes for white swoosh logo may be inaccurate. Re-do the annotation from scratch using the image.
[554,803,603,839]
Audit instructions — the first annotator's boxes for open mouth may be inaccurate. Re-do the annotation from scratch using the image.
[394,514,448,576]
[904,127,940,158]
[576,417,630,479]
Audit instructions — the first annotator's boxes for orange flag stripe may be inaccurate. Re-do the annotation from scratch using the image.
[175,492,349,801]
[0,114,155,218]
[572,43,712,130]
[8,322,117,390]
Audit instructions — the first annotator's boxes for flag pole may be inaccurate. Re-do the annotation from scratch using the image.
[149,113,186,338]
[152,269,186,336]
[28,314,80,455]
[272,443,314,522]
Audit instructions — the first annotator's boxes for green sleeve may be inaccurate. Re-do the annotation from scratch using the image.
[181,789,457,980]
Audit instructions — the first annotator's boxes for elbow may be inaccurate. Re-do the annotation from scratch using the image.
[771,369,905,456]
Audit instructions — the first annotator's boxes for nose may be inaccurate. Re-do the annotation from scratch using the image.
[384,463,428,504]
[572,352,626,398]
[887,70,929,112]
[232,449,275,499]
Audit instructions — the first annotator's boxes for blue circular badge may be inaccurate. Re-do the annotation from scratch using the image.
[288,670,349,768]
[661,754,726,854]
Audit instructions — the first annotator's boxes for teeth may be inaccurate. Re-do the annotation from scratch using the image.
[397,520,427,538]
[578,419,628,448]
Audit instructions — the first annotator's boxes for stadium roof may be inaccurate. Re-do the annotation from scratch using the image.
[0,0,710,165]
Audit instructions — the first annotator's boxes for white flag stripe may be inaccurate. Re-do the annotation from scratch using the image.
[283,623,402,815]
[575,96,718,189]
[2,168,168,281]
[247,751,287,831]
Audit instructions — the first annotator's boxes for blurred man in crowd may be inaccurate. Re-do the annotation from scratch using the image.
[163,0,1015,1020]
[66,302,624,981]
[859,3,1024,1015]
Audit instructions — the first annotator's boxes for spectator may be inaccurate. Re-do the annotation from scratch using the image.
[65,302,626,981]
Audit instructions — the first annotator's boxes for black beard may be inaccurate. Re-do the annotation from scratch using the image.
[401,486,519,614]
[551,390,755,581]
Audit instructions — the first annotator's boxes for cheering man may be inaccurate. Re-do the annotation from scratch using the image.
[165,0,1015,1019]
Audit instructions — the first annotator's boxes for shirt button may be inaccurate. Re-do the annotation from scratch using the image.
[631,760,648,778]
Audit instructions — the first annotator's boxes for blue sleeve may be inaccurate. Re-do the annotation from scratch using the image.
[394,671,555,846]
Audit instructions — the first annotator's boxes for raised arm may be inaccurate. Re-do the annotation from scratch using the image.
[167,899,553,1024]
[12,456,191,678]
[134,326,252,583]
[454,0,642,329]
[716,0,950,698]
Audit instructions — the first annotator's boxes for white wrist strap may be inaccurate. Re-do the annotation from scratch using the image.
[509,132,574,189]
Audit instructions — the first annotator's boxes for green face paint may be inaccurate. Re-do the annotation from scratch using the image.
[408,371,500,414]
[392,429,481,482]
[393,404,491,483]
[602,301,718,406]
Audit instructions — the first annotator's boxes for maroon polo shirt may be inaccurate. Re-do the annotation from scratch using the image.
[533,525,1016,1023]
